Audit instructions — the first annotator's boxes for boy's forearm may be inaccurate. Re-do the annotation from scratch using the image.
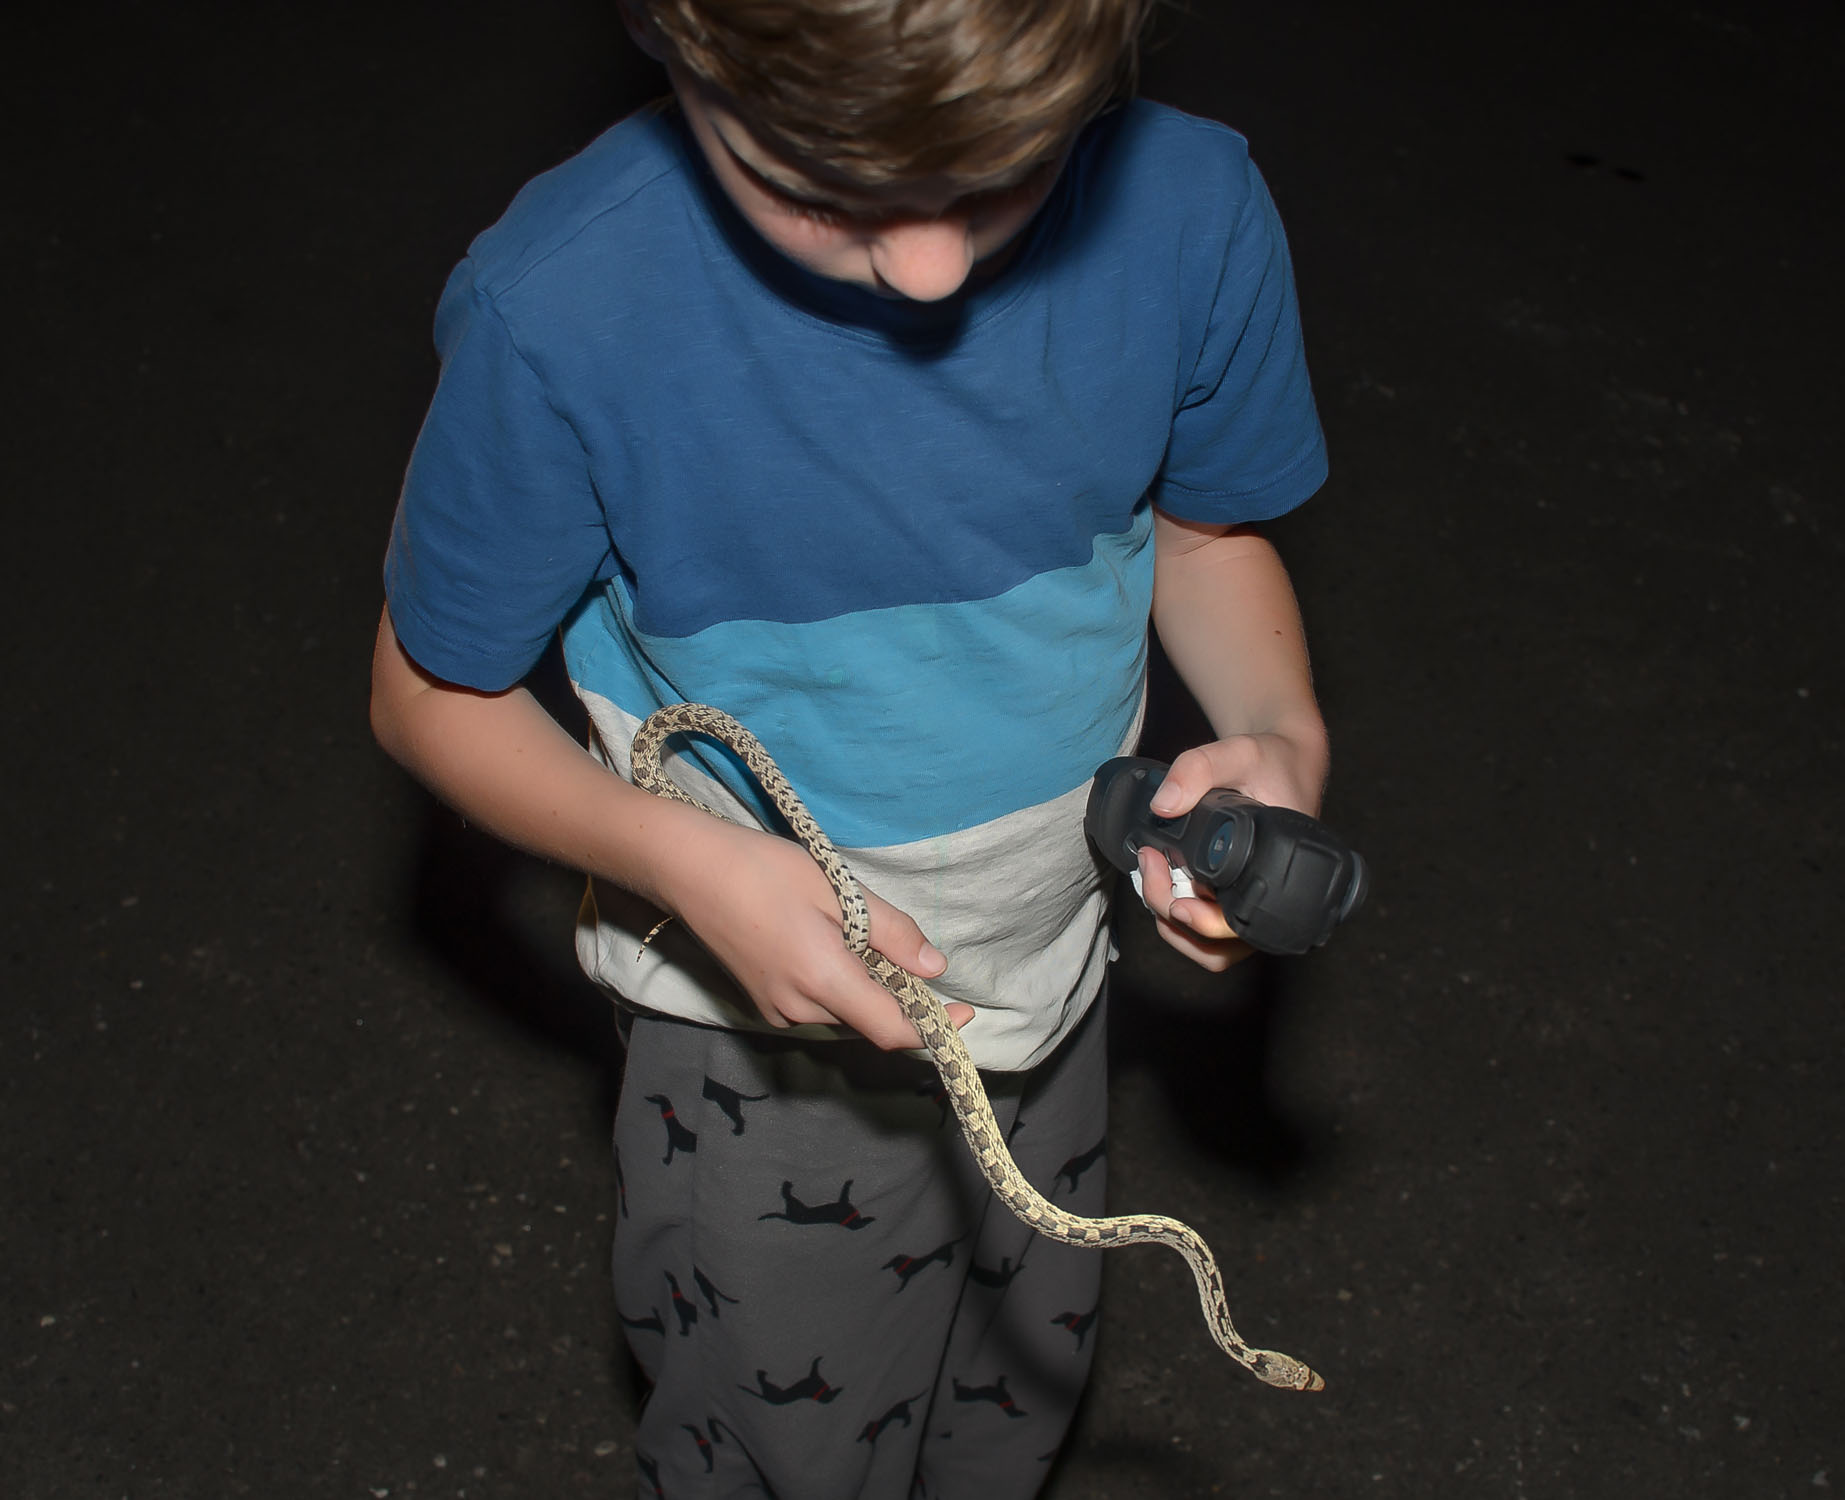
[368,607,709,905]
[368,606,956,1048]
[1149,513,1328,797]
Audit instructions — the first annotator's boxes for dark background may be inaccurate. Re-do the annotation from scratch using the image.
[5,1,1841,1495]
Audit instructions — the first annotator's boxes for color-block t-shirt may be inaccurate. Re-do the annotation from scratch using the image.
[386,98,1326,1070]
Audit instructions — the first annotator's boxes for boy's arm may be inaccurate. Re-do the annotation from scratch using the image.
[368,606,962,1047]
[1142,512,1331,970]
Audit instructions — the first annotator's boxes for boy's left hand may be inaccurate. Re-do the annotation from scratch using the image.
[1132,728,1327,971]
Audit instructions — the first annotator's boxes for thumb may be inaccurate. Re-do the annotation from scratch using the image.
[865,893,972,1032]
[865,892,948,980]
[1149,744,1232,817]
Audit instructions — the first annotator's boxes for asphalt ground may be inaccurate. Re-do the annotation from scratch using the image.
[6,2,1841,1496]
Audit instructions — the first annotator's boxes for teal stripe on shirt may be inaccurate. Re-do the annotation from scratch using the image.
[562,508,1155,847]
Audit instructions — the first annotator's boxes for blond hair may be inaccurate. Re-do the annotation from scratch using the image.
[641,0,1157,187]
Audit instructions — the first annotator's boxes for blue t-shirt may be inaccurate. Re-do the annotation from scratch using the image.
[386,98,1326,1069]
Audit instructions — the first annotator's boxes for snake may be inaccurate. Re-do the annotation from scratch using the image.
[629,701,1324,1392]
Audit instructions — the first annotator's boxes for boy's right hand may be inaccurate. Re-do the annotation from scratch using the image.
[653,814,970,1052]
[369,611,962,1050]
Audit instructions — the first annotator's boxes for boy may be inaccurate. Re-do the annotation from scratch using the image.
[371,0,1331,1494]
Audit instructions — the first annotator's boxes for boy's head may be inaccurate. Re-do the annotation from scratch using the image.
[634,0,1154,190]
[623,0,1155,301]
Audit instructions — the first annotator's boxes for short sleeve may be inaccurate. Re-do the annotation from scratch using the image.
[1153,152,1327,522]
[384,258,614,691]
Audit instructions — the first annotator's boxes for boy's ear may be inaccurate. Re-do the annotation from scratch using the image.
[617,0,669,63]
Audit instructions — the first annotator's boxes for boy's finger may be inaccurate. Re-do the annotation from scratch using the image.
[1154,914,1256,972]
[817,978,922,1050]
[865,892,948,978]
[1138,823,1250,940]
[1148,743,1233,816]
[1135,846,1177,917]
[1149,738,1270,817]
[1169,895,1238,942]
[771,995,842,1029]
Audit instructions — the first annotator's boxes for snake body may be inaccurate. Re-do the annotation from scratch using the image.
[630,701,1323,1392]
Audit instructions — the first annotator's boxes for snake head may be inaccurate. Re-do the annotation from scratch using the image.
[1253,1350,1325,1392]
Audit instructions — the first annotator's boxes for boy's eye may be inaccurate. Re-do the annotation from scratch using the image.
[753,170,857,226]
[783,194,849,227]
[778,183,1014,230]
[757,155,1060,231]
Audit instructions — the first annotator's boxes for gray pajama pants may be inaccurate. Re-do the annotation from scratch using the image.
[611,992,1109,1500]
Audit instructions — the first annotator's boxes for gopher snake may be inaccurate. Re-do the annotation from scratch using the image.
[630,702,1323,1392]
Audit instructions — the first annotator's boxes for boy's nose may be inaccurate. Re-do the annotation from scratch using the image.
[867,217,977,301]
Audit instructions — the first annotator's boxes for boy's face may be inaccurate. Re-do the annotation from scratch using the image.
[672,71,1066,303]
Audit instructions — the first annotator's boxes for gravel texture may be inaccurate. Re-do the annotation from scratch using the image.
[6,2,1841,1496]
